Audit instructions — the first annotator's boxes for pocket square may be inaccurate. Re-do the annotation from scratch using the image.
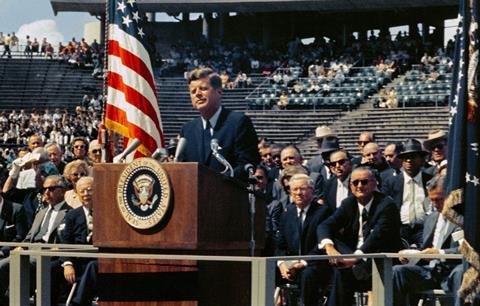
[5,224,15,229]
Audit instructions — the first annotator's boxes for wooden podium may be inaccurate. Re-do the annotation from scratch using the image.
[93,162,265,305]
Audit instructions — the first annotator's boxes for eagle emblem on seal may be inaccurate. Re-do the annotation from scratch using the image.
[131,174,159,211]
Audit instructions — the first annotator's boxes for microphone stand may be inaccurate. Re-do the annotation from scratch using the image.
[246,167,256,257]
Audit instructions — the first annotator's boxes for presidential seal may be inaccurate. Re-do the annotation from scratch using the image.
[116,158,171,229]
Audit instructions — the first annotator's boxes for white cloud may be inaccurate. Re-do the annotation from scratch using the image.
[16,19,64,45]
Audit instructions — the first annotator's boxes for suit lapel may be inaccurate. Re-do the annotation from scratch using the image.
[423,212,438,247]
[0,201,9,234]
[30,208,47,240]
[193,118,206,163]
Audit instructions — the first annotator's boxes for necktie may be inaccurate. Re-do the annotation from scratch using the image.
[409,179,416,226]
[34,208,53,242]
[86,212,93,243]
[298,209,304,255]
[202,120,212,162]
[362,207,369,239]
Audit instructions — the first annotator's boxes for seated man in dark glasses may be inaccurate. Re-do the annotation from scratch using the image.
[317,166,402,306]
[321,149,353,212]
[422,130,448,177]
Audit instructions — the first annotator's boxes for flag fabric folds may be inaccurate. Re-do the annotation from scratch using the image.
[105,0,164,157]
[444,0,480,302]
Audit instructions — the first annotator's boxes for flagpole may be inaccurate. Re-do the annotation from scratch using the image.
[101,0,112,162]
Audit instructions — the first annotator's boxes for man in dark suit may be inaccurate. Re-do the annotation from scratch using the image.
[317,166,402,306]
[393,175,463,306]
[0,194,27,258]
[361,142,396,184]
[0,175,71,305]
[60,176,96,306]
[179,68,260,180]
[321,149,352,211]
[276,174,331,306]
[382,139,432,247]
[306,125,339,181]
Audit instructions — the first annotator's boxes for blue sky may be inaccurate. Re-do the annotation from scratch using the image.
[0,0,96,41]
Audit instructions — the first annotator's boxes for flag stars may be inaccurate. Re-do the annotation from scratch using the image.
[117,0,126,13]
[127,0,136,6]
[466,172,480,187]
[138,27,145,38]
[450,106,458,116]
[122,15,133,27]
[132,11,141,22]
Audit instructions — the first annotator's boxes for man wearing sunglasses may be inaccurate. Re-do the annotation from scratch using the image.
[0,175,71,305]
[317,166,402,306]
[423,130,448,177]
[87,140,102,164]
[321,149,353,212]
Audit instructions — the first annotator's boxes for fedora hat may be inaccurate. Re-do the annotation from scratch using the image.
[423,130,448,151]
[398,139,429,158]
[319,137,341,155]
[315,125,335,139]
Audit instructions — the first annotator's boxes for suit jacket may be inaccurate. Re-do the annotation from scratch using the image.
[0,199,28,257]
[23,201,71,243]
[275,203,331,258]
[421,211,460,255]
[381,171,433,210]
[322,175,352,212]
[59,206,92,267]
[317,191,402,253]
[179,107,260,180]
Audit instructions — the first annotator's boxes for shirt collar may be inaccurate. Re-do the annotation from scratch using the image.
[358,197,373,214]
[51,201,65,212]
[202,106,222,129]
[297,204,311,214]
[405,171,422,184]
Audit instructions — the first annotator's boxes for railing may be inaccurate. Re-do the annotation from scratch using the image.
[6,242,463,306]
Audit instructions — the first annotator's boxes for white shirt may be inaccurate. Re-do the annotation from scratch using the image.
[356,199,373,249]
[336,178,349,208]
[201,106,222,135]
[400,172,426,225]
[41,201,65,242]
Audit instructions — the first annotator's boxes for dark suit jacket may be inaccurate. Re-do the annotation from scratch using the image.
[59,207,92,268]
[23,202,71,243]
[275,203,331,259]
[381,171,433,210]
[322,175,352,212]
[0,199,28,257]
[179,107,260,180]
[317,191,402,253]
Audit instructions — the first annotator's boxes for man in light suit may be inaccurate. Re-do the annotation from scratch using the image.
[0,175,71,305]
[317,166,402,306]
[275,174,331,306]
[179,68,260,180]
[0,194,27,258]
[393,175,464,306]
[382,139,433,247]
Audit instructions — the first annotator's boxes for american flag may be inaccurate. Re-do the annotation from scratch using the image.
[105,0,164,157]
[444,0,480,301]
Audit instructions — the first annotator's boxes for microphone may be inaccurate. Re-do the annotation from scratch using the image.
[113,138,142,163]
[211,138,234,177]
[173,137,187,162]
[151,147,167,160]
[244,163,255,175]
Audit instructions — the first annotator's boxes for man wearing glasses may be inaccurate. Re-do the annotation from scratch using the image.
[71,137,89,163]
[321,149,352,212]
[0,175,71,305]
[317,166,402,306]
[422,130,448,177]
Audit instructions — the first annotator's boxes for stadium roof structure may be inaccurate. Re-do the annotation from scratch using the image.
[50,0,458,15]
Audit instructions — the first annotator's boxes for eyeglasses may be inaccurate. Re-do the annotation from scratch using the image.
[72,172,87,177]
[351,179,371,187]
[329,159,348,167]
[74,145,86,149]
[43,185,63,192]
[432,143,445,150]
[91,149,101,154]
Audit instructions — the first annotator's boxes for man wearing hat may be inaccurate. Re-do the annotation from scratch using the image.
[423,130,448,176]
[306,125,340,181]
[382,139,433,246]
